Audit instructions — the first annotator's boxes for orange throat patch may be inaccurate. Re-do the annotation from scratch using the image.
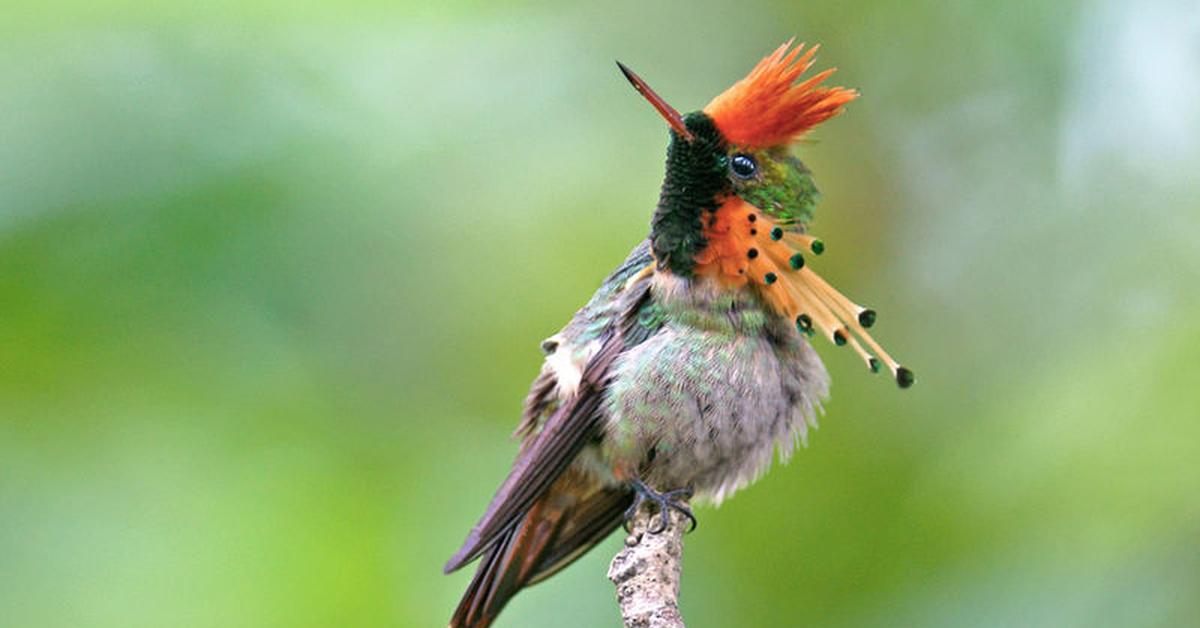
[693,197,913,387]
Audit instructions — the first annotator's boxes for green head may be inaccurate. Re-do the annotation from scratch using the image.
[727,146,820,227]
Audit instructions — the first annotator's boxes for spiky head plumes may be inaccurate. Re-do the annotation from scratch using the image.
[619,41,913,388]
[703,40,858,149]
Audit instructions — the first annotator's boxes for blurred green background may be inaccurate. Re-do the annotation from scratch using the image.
[2,1,1198,626]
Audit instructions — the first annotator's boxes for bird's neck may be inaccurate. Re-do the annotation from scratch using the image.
[650,271,773,335]
[649,113,729,277]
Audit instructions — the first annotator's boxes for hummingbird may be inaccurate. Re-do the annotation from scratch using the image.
[444,41,914,627]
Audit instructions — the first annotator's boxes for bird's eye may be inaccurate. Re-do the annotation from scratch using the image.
[731,153,757,178]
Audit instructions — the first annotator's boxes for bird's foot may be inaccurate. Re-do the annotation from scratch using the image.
[623,479,696,535]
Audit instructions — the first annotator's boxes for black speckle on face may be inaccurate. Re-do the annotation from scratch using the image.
[731,153,757,178]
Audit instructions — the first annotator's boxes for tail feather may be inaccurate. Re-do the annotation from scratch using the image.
[453,530,510,628]
[527,482,634,586]
[449,475,633,628]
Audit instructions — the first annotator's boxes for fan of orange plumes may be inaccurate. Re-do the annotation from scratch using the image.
[704,40,858,149]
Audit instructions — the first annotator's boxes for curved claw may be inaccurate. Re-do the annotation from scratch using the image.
[625,480,697,535]
[622,490,646,533]
[663,489,698,533]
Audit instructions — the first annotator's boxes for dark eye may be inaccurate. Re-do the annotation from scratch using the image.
[731,153,757,178]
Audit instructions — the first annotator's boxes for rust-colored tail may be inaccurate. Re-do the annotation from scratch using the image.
[449,473,633,628]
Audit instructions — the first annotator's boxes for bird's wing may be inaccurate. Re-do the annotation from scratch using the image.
[445,242,657,573]
[524,481,634,585]
[448,469,634,627]
[508,241,657,441]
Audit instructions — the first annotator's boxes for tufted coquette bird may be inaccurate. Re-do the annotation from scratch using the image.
[444,41,914,627]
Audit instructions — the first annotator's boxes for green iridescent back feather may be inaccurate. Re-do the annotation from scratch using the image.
[559,240,663,353]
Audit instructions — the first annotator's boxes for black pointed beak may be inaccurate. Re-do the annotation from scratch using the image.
[616,61,694,142]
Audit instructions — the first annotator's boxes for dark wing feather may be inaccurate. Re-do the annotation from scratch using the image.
[451,526,515,628]
[448,475,635,628]
[514,369,557,440]
[445,272,654,574]
[525,485,633,585]
[444,330,624,572]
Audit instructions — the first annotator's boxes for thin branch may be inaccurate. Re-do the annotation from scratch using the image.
[606,503,689,628]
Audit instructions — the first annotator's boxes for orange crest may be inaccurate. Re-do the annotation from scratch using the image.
[704,41,858,148]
